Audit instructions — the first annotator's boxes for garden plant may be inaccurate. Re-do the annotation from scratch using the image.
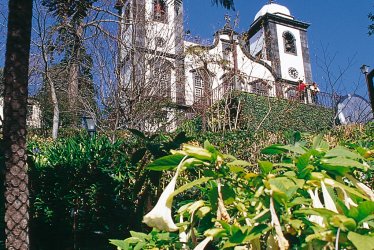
[111,135,374,249]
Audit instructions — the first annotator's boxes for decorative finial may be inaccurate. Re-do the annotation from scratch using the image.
[268,0,276,4]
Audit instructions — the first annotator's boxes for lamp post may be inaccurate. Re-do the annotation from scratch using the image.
[82,115,96,137]
[360,64,374,113]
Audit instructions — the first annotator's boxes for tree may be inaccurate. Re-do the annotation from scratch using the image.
[41,0,97,126]
[211,0,235,10]
[2,0,33,249]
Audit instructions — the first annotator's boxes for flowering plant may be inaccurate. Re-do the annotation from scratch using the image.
[111,136,374,249]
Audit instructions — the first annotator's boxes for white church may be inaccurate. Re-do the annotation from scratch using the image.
[116,0,314,127]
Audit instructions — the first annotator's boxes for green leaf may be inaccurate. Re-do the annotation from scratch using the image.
[156,232,170,241]
[324,179,369,200]
[229,225,247,243]
[269,177,299,203]
[320,157,366,175]
[128,128,146,139]
[261,144,287,155]
[357,201,374,223]
[222,185,235,204]
[172,132,190,145]
[329,214,356,231]
[167,177,212,203]
[109,239,129,250]
[130,231,151,241]
[196,206,211,218]
[258,161,273,174]
[293,131,301,143]
[281,144,307,154]
[347,232,374,250]
[288,197,310,207]
[146,154,185,171]
[227,160,251,167]
[325,146,364,160]
[131,148,147,165]
[297,152,310,167]
[243,224,271,242]
[294,208,337,218]
[134,242,146,250]
[312,135,329,151]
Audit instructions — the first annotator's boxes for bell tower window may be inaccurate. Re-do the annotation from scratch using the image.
[153,0,167,22]
[283,31,297,55]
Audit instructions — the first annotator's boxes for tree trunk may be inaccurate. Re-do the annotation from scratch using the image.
[3,0,33,249]
[68,22,84,119]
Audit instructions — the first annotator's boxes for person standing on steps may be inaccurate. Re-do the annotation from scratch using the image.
[310,82,320,104]
[297,80,307,102]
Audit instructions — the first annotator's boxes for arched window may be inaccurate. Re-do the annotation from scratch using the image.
[153,0,167,22]
[283,31,297,55]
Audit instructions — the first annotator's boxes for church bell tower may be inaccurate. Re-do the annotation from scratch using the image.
[247,2,312,84]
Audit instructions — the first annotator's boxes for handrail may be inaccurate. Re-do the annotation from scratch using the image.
[210,79,339,109]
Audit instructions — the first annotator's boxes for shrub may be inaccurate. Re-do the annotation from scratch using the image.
[112,136,374,250]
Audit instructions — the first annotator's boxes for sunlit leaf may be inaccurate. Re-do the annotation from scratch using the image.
[325,146,364,160]
[147,154,185,171]
[347,232,374,250]
[258,161,273,174]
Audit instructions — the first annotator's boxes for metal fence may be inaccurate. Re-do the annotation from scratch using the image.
[211,80,338,110]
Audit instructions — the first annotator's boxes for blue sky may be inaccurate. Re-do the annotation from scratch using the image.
[184,0,374,98]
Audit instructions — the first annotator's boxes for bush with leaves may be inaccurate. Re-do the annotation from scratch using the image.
[26,130,190,249]
[28,134,136,249]
[111,135,374,250]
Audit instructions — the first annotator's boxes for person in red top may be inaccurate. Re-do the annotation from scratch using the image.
[297,80,307,101]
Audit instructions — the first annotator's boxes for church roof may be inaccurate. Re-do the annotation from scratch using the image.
[254,3,293,21]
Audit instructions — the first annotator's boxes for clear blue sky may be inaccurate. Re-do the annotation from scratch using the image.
[184,0,374,98]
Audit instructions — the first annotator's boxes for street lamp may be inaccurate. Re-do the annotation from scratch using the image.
[360,64,374,114]
[82,115,96,137]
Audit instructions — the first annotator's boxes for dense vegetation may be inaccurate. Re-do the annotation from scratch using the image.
[181,92,334,134]
[111,128,374,250]
[0,123,371,249]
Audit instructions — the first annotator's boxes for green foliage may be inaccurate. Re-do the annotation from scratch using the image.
[208,92,334,133]
[113,135,374,249]
[28,134,136,249]
[27,130,190,249]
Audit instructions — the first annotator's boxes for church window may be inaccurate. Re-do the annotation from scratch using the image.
[283,31,297,55]
[194,73,204,99]
[153,0,167,22]
[193,69,211,101]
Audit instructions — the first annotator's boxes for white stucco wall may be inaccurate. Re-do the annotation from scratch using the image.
[276,24,306,82]
[184,33,275,105]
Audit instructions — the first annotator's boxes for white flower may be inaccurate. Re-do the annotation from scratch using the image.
[143,156,187,232]
[193,236,213,250]
[308,188,325,227]
[321,181,338,213]
[345,174,374,201]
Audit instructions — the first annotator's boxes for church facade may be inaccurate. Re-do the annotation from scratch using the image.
[117,0,313,128]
